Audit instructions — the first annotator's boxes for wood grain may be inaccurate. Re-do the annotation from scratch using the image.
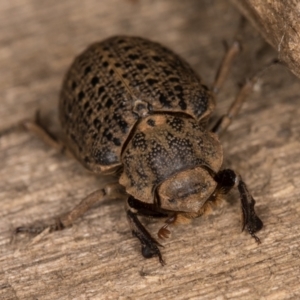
[231,0,300,79]
[1,1,300,299]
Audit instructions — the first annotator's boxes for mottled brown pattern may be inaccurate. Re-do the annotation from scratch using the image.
[59,36,215,173]
[120,114,222,203]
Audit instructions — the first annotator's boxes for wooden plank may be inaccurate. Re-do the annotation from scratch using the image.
[1,0,300,299]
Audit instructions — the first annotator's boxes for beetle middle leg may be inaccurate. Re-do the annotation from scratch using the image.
[126,196,169,265]
[16,182,124,234]
[213,169,263,243]
[212,41,241,94]
[212,78,255,135]
[210,39,256,136]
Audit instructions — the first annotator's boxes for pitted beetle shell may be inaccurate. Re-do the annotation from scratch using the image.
[119,114,222,203]
[59,36,216,173]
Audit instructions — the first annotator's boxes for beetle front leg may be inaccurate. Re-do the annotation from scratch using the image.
[126,196,167,265]
[237,177,264,243]
[215,169,263,243]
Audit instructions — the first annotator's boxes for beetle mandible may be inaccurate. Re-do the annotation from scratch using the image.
[18,36,263,265]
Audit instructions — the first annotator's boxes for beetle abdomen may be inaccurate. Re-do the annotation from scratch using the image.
[59,36,215,173]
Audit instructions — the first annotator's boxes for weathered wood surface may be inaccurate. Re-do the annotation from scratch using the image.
[231,0,300,79]
[1,1,300,299]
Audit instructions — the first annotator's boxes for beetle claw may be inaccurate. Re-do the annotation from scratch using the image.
[15,218,65,235]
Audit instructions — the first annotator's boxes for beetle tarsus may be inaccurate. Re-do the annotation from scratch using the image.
[15,225,47,235]
[127,207,165,265]
[136,231,165,266]
[15,219,64,235]
[237,177,263,241]
[244,212,263,244]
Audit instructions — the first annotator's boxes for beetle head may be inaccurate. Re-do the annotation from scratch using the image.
[157,166,217,213]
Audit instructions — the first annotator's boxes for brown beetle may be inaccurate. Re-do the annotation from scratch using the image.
[18,36,263,265]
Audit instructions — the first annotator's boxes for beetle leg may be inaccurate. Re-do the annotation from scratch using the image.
[215,169,263,243]
[126,196,167,265]
[16,182,123,234]
[213,41,241,94]
[214,168,237,194]
[22,111,74,157]
[127,195,173,241]
[212,78,256,136]
[127,196,169,218]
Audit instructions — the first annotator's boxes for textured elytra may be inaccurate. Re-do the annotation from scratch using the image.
[59,36,215,173]
[119,114,222,203]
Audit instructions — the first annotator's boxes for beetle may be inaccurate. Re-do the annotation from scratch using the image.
[17,36,263,265]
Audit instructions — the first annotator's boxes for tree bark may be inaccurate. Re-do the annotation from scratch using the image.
[231,0,300,78]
